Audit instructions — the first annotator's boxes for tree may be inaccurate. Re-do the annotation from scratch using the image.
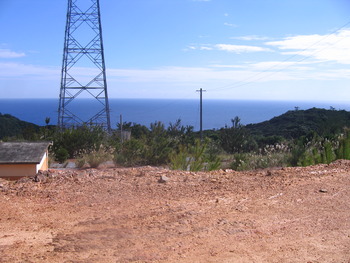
[45,117,50,126]
[144,121,172,165]
[219,116,257,154]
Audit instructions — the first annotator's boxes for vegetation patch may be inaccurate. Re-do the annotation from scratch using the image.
[2,108,350,171]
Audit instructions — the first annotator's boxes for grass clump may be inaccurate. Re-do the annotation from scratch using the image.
[230,143,291,171]
[76,145,113,168]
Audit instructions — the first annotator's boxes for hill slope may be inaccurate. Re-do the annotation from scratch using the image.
[246,108,350,139]
[0,113,40,140]
[2,108,350,140]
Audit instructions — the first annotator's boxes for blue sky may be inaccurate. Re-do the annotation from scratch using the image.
[1,0,350,101]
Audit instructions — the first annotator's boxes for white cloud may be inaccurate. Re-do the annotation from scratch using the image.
[106,66,300,86]
[0,62,58,78]
[186,44,213,51]
[199,46,213,51]
[210,64,245,69]
[231,35,270,41]
[189,43,272,53]
[249,61,313,71]
[0,49,25,58]
[108,67,231,85]
[215,44,272,53]
[266,29,350,64]
[184,45,213,51]
[2,61,350,100]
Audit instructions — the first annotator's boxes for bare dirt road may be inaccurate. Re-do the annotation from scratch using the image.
[0,160,349,263]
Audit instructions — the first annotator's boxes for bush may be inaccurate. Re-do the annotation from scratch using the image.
[290,134,338,167]
[219,117,257,154]
[142,121,173,165]
[52,125,108,158]
[170,139,221,171]
[114,138,145,166]
[76,145,113,168]
[55,147,69,163]
[322,141,336,164]
[230,143,291,171]
[336,130,350,160]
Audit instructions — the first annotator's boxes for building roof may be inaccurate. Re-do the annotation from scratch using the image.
[0,142,51,164]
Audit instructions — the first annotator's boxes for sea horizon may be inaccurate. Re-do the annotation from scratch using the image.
[1,98,350,130]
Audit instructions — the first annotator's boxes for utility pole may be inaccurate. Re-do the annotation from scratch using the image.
[120,114,123,144]
[196,88,206,141]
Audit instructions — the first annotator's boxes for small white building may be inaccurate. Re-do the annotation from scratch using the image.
[0,142,51,180]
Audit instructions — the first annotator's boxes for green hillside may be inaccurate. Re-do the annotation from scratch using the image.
[2,108,350,141]
[0,113,40,140]
[246,108,350,139]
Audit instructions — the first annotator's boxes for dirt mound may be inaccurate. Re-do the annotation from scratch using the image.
[1,162,349,262]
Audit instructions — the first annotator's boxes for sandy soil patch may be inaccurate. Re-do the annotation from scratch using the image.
[0,160,349,262]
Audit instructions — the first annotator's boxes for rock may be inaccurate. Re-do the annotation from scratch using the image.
[136,171,146,177]
[319,189,328,193]
[16,177,32,184]
[0,183,9,192]
[33,174,47,183]
[158,175,169,183]
[266,169,281,176]
[38,170,47,176]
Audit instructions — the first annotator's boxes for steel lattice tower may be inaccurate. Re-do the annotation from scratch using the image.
[58,0,111,130]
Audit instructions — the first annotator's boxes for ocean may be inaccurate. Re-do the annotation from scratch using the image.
[1,98,350,130]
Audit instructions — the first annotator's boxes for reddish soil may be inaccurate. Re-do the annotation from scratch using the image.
[0,160,349,263]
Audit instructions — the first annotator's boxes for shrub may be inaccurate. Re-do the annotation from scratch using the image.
[75,158,86,168]
[170,139,221,171]
[230,153,252,171]
[170,144,189,170]
[52,125,108,158]
[55,147,69,163]
[322,141,336,164]
[336,130,350,160]
[143,121,173,165]
[219,117,257,154]
[114,138,145,166]
[76,145,113,168]
[290,134,339,167]
[230,143,291,171]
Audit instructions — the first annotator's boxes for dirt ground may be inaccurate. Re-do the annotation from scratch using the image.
[0,160,349,263]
